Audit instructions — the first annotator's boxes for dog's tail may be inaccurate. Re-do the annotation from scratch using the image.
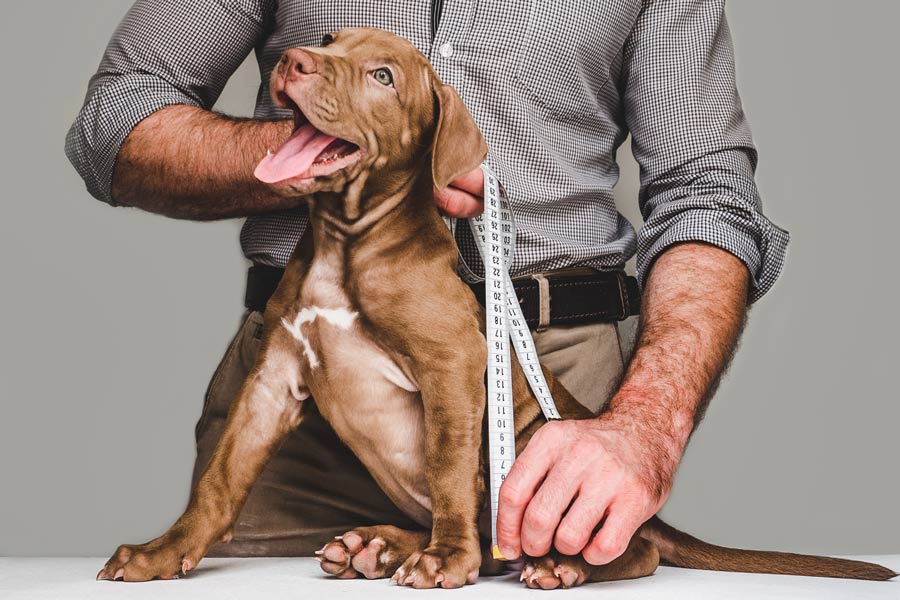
[639,516,898,581]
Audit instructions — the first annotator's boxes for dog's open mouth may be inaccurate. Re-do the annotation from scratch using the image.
[254,99,362,184]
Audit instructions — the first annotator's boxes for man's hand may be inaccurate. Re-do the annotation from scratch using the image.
[496,242,750,565]
[434,167,484,217]
[495,411,678,564]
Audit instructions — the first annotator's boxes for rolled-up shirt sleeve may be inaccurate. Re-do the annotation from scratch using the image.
[622,0,789,303]
[65,0,273,205]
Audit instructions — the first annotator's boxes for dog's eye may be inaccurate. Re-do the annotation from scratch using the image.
[373,68,394,87]
[322,33,334,46]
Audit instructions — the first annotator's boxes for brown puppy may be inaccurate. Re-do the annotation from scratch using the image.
[97,28,896,588]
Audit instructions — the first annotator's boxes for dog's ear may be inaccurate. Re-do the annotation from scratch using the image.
[431,82,488,191]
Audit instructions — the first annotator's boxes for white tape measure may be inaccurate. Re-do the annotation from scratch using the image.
[469,164,561,560]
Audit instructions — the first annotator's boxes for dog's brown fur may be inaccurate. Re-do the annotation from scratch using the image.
[97,28,896,587]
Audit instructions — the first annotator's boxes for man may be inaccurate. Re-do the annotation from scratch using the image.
[66,0,787,567]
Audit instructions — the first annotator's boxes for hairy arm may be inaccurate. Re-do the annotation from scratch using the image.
[599,241,749,507]
[111,105,297,220]
[64,0,305,220]
[495,0,789,564]
[495,242,749,563]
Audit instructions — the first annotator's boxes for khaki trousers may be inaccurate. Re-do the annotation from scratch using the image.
[195,311,626,557]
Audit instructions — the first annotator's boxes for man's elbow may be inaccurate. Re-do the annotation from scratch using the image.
[63,75,199,208]
[64,117,120,207]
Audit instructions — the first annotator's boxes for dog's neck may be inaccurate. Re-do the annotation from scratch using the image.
[309,169,456,286]
[309,169,437,244]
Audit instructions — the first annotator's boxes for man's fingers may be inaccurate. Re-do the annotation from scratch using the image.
[433,185,483,218]
[448,167,484,197]
[582,504,640,566]
[519,469,582,557]
[434,167,484,217]
[496,431,559,559]
[553,491,613,556]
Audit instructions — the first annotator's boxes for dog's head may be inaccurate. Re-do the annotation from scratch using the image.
[255,28,487,203]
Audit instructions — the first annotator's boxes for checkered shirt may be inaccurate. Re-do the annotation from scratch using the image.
[65,0,789,301]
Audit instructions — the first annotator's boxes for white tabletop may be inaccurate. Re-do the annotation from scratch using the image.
[1,557,898,600]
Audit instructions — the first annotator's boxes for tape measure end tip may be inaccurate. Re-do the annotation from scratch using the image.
[491,545,506,560]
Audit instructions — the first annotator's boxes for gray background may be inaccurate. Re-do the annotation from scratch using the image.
[1,1,897,557]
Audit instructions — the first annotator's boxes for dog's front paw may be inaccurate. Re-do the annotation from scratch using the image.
[96,525,226,582]
[391,544,480,589]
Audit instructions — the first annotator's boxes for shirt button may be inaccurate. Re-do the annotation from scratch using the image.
[439,42,454,58]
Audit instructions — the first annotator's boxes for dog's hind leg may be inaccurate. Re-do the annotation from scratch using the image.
[520,535,659,589]
[318,525,430,579]
[97,330,308,583]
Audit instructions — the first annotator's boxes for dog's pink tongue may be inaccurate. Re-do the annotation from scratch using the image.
[254,123,336,184]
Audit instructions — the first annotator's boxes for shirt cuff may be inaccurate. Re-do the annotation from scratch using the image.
[635,201,790,303]
[65,73,202,205]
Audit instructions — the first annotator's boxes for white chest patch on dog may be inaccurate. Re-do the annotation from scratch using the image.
[281,306,358,368]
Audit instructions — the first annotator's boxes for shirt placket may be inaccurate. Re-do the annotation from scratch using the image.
[429,0,472,102]
[430,1,502,281]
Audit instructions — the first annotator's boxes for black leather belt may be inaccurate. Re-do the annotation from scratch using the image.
[245,265,640,329]
[467,268,640,328]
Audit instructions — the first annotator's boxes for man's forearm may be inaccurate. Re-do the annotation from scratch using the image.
[111,105,298,220]
[603,242,750,496]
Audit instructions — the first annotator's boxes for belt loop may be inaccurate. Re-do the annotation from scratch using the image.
[531,273,551,331]
[623,274,642,317]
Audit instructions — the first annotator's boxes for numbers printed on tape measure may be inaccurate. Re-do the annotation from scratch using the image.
[469,164,562,559]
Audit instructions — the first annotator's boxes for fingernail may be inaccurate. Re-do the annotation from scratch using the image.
[500,547,517,560]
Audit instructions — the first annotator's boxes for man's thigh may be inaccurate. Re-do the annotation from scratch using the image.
[533,322,626,414]
[192,312,625,557]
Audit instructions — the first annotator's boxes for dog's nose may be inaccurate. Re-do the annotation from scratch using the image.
[281,48,320,80]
